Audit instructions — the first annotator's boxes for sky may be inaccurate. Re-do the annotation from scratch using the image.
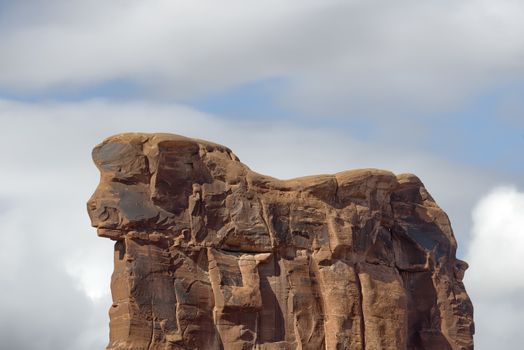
[0,1,523,349]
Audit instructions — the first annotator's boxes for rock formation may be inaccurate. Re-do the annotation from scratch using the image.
[87,133,474,350]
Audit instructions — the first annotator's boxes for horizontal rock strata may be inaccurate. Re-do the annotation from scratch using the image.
[87,132,474,350]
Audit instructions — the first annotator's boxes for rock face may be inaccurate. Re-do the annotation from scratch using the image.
[87,133,474,350]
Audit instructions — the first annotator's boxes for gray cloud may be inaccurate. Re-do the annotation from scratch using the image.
[465,186,524,349]
[1,0,524,117]
[0,196,9,214]
[0,199,109,350]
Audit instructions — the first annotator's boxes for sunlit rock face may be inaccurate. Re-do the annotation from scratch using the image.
[87,133,474,350]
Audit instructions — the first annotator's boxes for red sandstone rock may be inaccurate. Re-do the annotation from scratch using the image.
[87,133,474,350]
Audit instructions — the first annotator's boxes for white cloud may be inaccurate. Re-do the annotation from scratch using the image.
[465,186,524,349]
[0,196,111,350]
[1,0,524,116]
[472,299,524,350]
[466,186,524,295]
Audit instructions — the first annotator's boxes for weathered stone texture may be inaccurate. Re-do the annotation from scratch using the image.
[87,133,474,350]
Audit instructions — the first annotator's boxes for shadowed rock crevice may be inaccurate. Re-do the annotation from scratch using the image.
[87,132,474,350]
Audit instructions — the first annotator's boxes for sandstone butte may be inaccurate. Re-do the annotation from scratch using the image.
[87,132,474,350]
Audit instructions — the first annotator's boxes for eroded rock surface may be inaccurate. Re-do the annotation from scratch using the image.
[87,133,474,350]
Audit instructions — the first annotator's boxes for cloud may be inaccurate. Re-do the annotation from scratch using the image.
[0,98,503,348]
[467,186,524,295]
[1,0,524,116]
[0,199,110,350]
[465,186,524,349]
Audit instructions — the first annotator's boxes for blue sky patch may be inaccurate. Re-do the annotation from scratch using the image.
[0,79,142,103]
[189,77,292,120]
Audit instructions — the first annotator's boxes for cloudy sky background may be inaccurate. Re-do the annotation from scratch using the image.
[0,1,523,349]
